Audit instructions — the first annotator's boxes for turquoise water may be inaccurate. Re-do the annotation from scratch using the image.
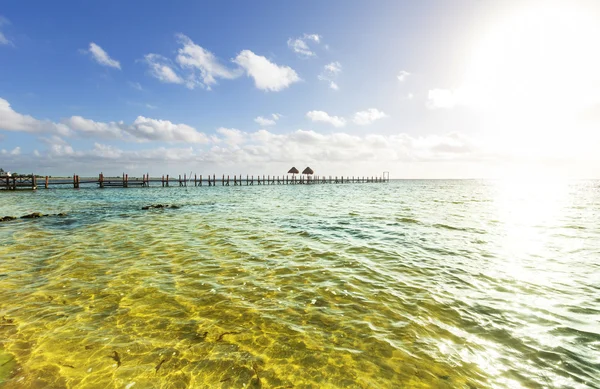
[0,180,599,388]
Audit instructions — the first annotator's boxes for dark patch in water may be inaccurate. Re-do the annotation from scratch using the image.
[397,217,420,224]
[216,331,240,342]
[155,359,166,372]
[1,357,14,367]
[108,351,121,367]
[433,223,466,231]
[564,225,586,230]
[252,363,261,387]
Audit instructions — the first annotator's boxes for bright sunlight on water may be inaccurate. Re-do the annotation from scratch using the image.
[0,180,599,388]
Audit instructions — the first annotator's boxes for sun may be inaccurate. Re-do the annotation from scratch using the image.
[466,1,600,112]
[456,1,600,167]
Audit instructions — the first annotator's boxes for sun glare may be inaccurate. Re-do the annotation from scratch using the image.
[461,1,600,160]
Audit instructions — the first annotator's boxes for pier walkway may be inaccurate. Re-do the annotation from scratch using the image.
[1,173,390,190]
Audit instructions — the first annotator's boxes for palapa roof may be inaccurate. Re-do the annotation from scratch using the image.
[302,167,314,175]
[288,167,300,174]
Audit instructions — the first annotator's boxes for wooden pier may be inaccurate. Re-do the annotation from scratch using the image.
[0,174,37,190]
[2,172,390,190]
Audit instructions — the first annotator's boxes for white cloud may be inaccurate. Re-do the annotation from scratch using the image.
[304,34,320,43]
[143,54,185,86]
[306,110,346,127]
[91,143,123,159]
[0,98,70,136]
[127,116,210,143]
[397,70,410,82]
[233,50,300,92]
[143,36,298,91]
[0,97,209,143]
[352,109,388,125]
[0,32,11,46]
[175,34,239,90]
[146,104,157,109]
[216,127,246,147]
[5,147,21,156]
[325,62,342,74]
[129,82,143,91]
[287,33,322,57]
[62,116,125,139]
[86,43,121,69]
[0,16,13,46]
[254,116,276,126]
[318,61,342,90]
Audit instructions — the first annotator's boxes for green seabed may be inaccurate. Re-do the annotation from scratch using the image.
[0,181,598,388]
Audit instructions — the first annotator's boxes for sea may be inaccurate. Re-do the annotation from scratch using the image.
[0,179,598,388]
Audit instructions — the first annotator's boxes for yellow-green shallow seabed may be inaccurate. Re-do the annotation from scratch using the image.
[0,180,598,389]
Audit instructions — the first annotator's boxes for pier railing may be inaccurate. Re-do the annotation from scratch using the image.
[1,173,389,190]
[0,174,37,190]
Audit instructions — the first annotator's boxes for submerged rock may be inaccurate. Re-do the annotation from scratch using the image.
[21,212,46,219]
[141,204,181,210]
[10,213,68,220]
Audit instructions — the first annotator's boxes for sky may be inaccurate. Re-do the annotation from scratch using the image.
[1,0,599,178]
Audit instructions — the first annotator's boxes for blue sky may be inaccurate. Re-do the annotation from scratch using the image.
[1,0,599,177]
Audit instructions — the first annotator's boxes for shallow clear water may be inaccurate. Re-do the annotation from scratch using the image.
[0,180,599,388]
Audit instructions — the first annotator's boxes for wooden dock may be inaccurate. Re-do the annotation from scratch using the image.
[1,172,390,190]
[0,175,37,190]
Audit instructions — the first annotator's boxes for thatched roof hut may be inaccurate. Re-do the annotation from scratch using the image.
[288,167,299,174]
[302,167,314,175]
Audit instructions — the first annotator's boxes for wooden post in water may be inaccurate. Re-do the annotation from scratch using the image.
[45,176,49,189]
[199,175,202,186]
[32,174,37,190]
[166,175,169,187]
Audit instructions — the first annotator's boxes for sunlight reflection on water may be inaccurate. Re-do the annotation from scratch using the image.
[0,180,598,388]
